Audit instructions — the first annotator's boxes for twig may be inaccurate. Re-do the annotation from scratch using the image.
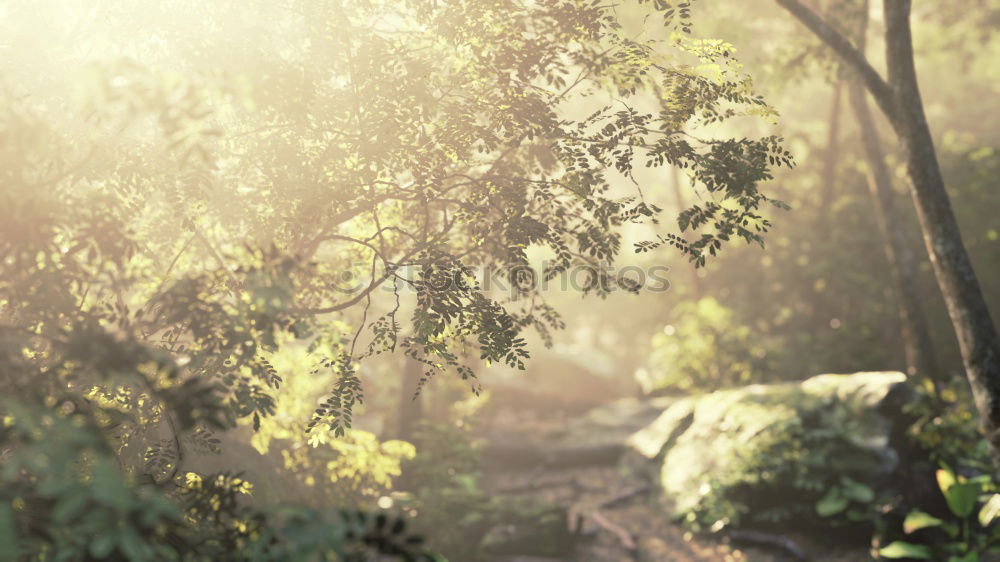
[583,486,651,553]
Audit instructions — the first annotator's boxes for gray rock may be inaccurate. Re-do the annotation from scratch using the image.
[621,372,912,525]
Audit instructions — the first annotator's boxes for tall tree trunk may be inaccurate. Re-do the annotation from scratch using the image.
[849,82,942,395]
[815,80,845,351]
[776,0,1000,467]
[819,81,843,217]
[883,0,1000,463]
[848,1,942,396]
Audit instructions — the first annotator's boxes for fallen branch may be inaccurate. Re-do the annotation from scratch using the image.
[590,509,636,552]
[727,530,808,561]
[584,485,650,553]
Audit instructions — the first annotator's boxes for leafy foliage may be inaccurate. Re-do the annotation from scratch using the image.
[0,0,794,556]
[879,466,1000,561]
[638,297,775,392]
[0,398,434,561]
[666,381,900,532]
[905,380,992,472]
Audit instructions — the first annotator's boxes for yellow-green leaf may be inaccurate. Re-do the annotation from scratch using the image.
[937,467,958,493]
[878,541,932,559]
[903,510,944,534]
[979,493,1000,526]
[815,489,848,517]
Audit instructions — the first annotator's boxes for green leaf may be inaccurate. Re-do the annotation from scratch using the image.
[878,541,932,559]
[92,461,129,511]
[53,491,89,524]
[815,489,848,517]
[903,510,944,534]
[89,533,117,558]
[944,482,981,518]
[948,553,979,562]
[937,467,958,493]
[119,525,148,561]
[846,509,870,522]
[0,504,20,562]
[980,494,1000,526]
[969,474,993,486]
[840,476,874,503]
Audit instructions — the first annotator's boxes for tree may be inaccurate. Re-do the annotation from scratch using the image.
[843,0,942,396]
[775,0,1000,465]
[0,0,790,556]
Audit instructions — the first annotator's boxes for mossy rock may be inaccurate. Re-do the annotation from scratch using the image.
[622,372,912,530]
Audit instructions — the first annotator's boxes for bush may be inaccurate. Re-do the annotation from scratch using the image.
[0,400,436,561]
[638,298,776,393]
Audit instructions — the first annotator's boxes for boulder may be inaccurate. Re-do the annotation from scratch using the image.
[622,372,913,529]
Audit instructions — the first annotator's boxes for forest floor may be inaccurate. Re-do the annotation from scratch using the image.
[477,405,872,562]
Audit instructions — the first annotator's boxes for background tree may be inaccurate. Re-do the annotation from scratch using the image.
[775,0,1000,466]
[843,0,942,396]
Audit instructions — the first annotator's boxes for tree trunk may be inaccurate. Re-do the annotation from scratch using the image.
[814,80,843,338]
[882,0,1000,464]
[848,82,942,395]
[776,0,1000,467]
[819,81,843,217]
[847,1,942,396]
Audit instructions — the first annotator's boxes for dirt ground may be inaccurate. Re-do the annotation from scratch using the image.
[477,406,873,562]
[482,463,873,562]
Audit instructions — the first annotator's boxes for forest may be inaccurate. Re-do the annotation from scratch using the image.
[1,0,999,560]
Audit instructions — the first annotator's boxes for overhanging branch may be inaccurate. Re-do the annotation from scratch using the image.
[774,0,897,122]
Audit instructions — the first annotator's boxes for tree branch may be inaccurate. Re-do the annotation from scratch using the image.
[774,0,897,122]
[289,210,458,316]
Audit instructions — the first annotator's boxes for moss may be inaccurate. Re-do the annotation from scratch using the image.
[627,372,909,531]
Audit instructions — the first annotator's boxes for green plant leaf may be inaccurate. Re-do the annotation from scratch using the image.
[969,475,992,486]
[944,482,981,518]
[947,553,979,562]
[846,509,870,522]
[980,494,1000,526]
[92,461,129,511]
[0,503,20,561]
[840,476,874,503]
[937,467,958,493]
[878,541,932,559]
[815,488,849,517]
[119,525,147,561]
[89,533,116,559]
[903,510,944,534]
[52,491,88,524]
